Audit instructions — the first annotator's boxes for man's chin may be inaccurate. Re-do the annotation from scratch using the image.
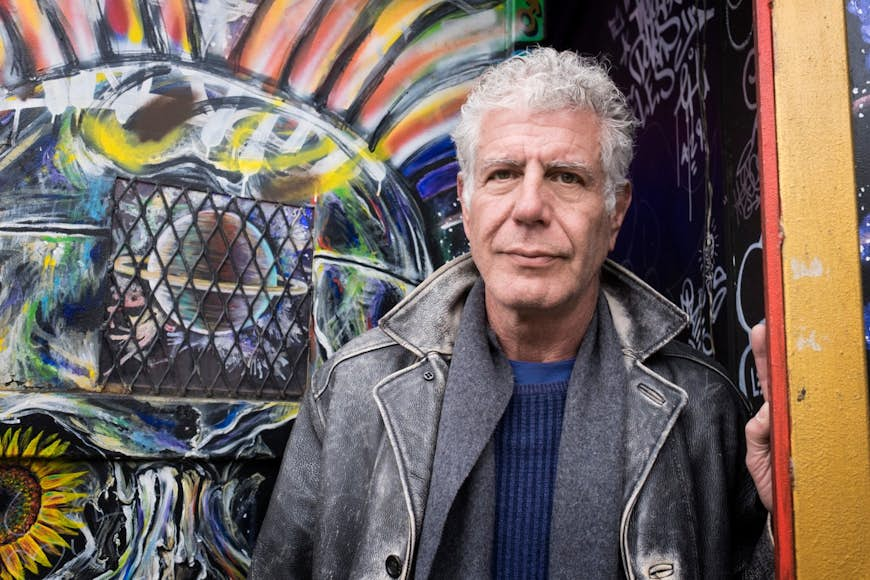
[488,289,562,314]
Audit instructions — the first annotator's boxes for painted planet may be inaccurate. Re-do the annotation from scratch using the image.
[114,210,306,335]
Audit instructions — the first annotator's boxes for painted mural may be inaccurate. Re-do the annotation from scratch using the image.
[0,1,521,577]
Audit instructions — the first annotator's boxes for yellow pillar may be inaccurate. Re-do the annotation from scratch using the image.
[770,1,870,575]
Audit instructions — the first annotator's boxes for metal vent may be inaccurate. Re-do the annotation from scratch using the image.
[101,178,312,399]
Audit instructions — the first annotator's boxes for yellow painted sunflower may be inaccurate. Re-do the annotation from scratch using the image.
[0,427,87,580]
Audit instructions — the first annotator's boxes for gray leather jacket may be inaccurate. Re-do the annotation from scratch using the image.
[251,254,771,579]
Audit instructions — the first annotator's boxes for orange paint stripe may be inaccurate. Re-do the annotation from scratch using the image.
[358,28,497,129]
[327,0,435,111]
[378,86,468,157]
[238,0,317,82]
[160,0,192,54]
[754,1,796,577]
[287,0,369,96]
[54,0,100,60]
[1,0,64,70]
[0,27,6,78]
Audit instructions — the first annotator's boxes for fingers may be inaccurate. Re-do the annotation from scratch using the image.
[747,401,770,442]
[750,322,770,402]
[747,323,774,512]
[745,401,773,511]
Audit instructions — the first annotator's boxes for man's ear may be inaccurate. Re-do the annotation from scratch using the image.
[458,173,472,238]
[609,182,632,251]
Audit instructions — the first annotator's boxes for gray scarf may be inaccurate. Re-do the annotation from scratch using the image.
[416,280,628,579]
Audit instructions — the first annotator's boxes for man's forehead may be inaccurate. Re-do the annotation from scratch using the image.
[476,109,601,143]
[478,105,601,126]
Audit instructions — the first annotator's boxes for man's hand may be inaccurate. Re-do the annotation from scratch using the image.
[745,323,773,512]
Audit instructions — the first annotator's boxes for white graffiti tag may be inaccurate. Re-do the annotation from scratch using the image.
[680,264,727,357]
[611,0,715,215]
[736,239,764,397]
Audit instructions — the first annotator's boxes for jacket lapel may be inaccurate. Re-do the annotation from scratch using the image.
[374,353,450,532]
[619,361,688,561]
[370,254,694,578]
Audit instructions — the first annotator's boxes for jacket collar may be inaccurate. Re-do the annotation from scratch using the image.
[378,253,689,361]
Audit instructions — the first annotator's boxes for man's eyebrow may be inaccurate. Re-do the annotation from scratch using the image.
[479,158,522,171]
[544,161,594,173]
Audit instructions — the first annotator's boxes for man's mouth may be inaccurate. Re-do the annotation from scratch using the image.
[502,250,560,266]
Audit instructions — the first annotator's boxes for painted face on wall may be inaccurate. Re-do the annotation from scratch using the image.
[459,107,631,324]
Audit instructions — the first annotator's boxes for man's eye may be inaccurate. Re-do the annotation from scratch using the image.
[490,169,514,181]
[554,172,581,185]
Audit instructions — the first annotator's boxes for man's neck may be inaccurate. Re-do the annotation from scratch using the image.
[486,292,598,363]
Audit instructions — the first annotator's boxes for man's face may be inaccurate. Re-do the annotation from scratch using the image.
[460,107,631,322]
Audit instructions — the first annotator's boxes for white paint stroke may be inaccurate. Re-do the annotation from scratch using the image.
[791,257,824,279]
[796,330,823,351]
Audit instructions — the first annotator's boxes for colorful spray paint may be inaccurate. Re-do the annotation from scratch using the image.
[0,1,518,577]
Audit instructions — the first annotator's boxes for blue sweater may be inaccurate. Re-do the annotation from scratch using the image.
[493,359,573,579]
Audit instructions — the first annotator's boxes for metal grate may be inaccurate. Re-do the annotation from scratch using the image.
[101,178,313,399]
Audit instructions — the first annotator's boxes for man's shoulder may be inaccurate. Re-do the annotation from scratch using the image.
[331,325,400,361]
[652,339,730,380]
[309,256,477,403]
[647,339,752,416]
[311,327,415,400]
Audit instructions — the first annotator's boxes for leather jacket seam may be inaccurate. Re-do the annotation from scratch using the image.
[669,421,702,571]
[657,351,752,414]
[378,254,473,325]
[314,334,402,399]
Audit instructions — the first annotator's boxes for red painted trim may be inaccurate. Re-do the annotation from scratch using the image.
[753,1,796,577]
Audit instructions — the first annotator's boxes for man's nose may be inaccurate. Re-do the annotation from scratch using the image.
[511,170,549,223]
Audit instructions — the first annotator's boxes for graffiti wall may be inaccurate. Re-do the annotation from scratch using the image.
[0,1,522,577]
[846,1,870,385]
[0,0,770,577]
[549,0,766,402]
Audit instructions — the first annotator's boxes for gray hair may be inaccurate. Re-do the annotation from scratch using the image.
[451,47,636,213]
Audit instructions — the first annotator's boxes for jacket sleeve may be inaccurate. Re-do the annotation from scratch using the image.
[654,344,774,579]
[731,442,775,579]
[723,388,775,580]
[742,518,775,580]
[249,372,326,579]
[702,378,774,580]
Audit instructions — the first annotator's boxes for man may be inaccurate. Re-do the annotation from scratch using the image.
[251,48,773,579]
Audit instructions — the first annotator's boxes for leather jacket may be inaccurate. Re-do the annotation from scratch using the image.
[251,254,772,579]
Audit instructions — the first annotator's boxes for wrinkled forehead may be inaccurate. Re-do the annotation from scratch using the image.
[473,106,604,165]
[474,102,603,137]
